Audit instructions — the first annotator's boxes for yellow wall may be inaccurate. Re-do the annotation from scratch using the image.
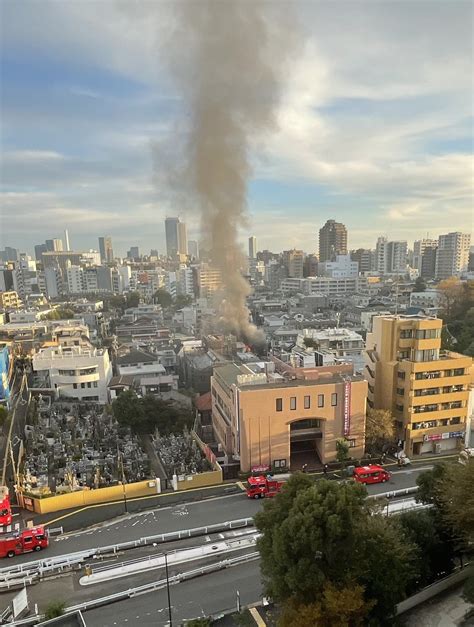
[176,468,223,491]
[21,479,160,514]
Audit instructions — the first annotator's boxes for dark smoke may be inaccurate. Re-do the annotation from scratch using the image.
[161,0,296,342]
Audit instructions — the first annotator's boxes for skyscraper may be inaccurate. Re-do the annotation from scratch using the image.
[413,239,437,270]
[45,238,63,252]
[64,229,71,252]
[318,220,348,262]
[188,240,199,259]
[248,236,257,259]
[98,236,114,263]
[165,217,188,257]
[34,243,48,261]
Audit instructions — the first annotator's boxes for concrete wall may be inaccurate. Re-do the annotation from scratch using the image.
[175,468,223,491]
[20,479,160,514]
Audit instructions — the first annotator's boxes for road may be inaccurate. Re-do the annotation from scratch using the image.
[84,560,262,626]
[8,464,432,563]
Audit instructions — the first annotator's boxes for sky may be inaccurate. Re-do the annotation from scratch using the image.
[0,0,472,257]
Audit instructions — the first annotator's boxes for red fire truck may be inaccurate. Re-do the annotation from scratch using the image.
[0,486,12,528]
[246,475,285,499]
[0,526,49,558]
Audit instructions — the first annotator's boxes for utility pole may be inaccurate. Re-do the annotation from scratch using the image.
[164,552,172,626]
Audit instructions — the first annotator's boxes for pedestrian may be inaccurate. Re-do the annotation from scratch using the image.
[323,464,328,476]
[302,463,308,473]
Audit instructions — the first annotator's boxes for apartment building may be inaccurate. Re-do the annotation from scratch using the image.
[319,220,348,262]
[32,344,112,403]
[195,264,223,299]
[211,359,367,472]
[365,315,472,455]
[0,291,22,310]
[435,232,471,280]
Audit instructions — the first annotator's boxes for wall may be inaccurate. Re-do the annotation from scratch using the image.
[175,468,223,491]
[19,479,160,514]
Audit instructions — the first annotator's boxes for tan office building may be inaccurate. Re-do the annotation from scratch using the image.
[211,359,367,472]
[365,315,472,456]
[0,291,22,310]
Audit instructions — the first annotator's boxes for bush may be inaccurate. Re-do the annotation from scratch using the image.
[44,600,66,620]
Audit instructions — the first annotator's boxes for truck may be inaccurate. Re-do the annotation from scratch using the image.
[0,486,12,528]
[0,526,49,558]
[246,475,285,499]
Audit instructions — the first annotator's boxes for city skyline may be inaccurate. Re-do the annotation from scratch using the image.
[1,1,472,255]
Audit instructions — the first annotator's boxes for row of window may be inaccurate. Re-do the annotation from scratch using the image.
[58,367,98,377]
[413,401,464,414]
[398,368,466,381]
[412,417,462,430]
[399,328,441,339]
[413,385,465,397]
[276,393,338,412]
[72,382,98,389]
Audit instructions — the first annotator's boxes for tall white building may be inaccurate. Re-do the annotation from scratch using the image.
[165,217,187,257]
[248,236,257,259]
[319,254,358,278]
[375,237,407,274]
[413,239,437,270]
[435,232,471,280]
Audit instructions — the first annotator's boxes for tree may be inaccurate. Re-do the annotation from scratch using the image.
[365,409,395,455]
[41,307,75,320]
[174,294,193,309]
[44,601,66,620]
[113,390,193,435]
[416,463,448,509]
[255,477,417,625]
[398,509,455,590]
[437,277,464,318]
[414,276,426,292]
[154,289,173,308]
[125,291,140,308]
[437,461,474,545]
[279,583,374,627]
[303,338,317,349]
[336,438,350,466]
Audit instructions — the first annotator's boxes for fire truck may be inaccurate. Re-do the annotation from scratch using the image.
[246,475,285,499]
[0,486,12,528]
[0,526,49,558]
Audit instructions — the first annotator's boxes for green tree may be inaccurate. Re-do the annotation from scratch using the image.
[256,477,417,625]
[414,277,426,292]
[416,463,448,509]
[398,509,455,590]
[336,438,350,467]
[154,289,173,308]
[174,294,193,309]
[112,390,146,432]
[125,291,140,308]
[437,277,464,318]
[365,409,395,455]
[113,390,193,435]
[41,307,75,320]
[44,601,66,620]
[437,461,474,545]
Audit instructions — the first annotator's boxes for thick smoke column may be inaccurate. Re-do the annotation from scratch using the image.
[165,1,293,342]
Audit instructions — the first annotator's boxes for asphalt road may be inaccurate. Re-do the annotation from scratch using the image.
[84,560,263,626]
[7,465,432,564]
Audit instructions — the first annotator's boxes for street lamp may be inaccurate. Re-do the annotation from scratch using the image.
[164,551,173,626]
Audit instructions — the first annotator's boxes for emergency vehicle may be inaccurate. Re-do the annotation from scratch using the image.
[353,465,391,485]
[246,475,285,498]
[0,526,49,558]
[0,486,12,528]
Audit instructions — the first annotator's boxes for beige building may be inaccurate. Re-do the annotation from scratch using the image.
[365,315,472,456]
[211,359,367,472]
[195,264,223,299]
[0,291,22,310]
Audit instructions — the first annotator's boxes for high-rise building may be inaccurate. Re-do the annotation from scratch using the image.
[248,236,257,259]
[351,249,373,273]
[45,238,63,252]
[165,217,188,257]
[375,237,407,274]
[435,232,471,280]
[283,249,304,278]
[195,263,223,298]
[318,220,348,262]
[34,244,48,261]
[365,314,472,455]
[98,236,114,263]
[178,221,188,255]
[413,239,437,270]
[0,247,19,262]
[188,240,199,259]
[64,229,71,252]
[127,247,140,260]
[421,246,437,279]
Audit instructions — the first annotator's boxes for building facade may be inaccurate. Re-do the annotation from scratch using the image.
[211,360,366,471]
[319,220,348,262]
[98,236,114,263]
[435,232,471,279]
[0,291,22,310]
[365,315,472,456]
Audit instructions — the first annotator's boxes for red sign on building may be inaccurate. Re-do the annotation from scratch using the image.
[343,381,351,436]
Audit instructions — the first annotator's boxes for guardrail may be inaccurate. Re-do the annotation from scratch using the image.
[0,517,255,589]
[367,486,419,499]
[8,551,261,626]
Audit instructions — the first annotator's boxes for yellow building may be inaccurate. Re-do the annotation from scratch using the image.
[211,359,367,472]
[0,291,22,310]
[365,315,472,456]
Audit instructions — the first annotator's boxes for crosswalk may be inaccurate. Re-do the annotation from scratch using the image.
[0,522,21,534]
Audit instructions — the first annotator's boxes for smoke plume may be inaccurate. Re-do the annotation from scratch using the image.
[162,1,295,343]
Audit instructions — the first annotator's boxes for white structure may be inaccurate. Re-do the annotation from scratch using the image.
[173,306,197,332]
[248,236,257,259]
[435,232,471,279]
[413,239,437,270]
[297,327,365,372]
[116,349,178,395]
[67,265,84,293]
[375,238,407,274]
[319,254,358,278]
[410,290,443,310]
[280,276,364,296]
[33,345,112,403]
[81,250,101,266]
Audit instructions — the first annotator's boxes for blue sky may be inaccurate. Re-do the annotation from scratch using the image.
[1,0,472,256]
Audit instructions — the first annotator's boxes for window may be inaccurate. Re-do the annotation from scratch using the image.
[331,393,337,406]
[453,368,465,377]
[276,398,283,412]
[73,383,77,389]
[81,383,85,389]
[400,329,413,339]
[450,417,461,425]
[398,350,410,360]
[318,394,324,408]
[396,403,404,412]
[304,395,311,409]
[290,397,297,410]
[93,381,98,388]
[274,459,287,469]
[397,371,406,380]
[415,329,440,339]
[396,388,404,396]
[347,439,356,448]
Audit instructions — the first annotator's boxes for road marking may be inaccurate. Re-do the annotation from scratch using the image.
[249,607,266,626]
[237,481,246,491]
